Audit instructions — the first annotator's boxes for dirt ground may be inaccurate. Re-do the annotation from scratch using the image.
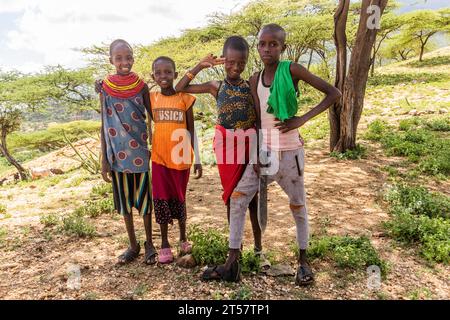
[0,139,448,300]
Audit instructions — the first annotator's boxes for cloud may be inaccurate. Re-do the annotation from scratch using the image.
[1,0,249,73]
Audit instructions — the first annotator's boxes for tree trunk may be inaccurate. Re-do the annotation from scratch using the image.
[0,129,28,180]
[330,0,388,152]
[329,0,349,151]
[370,41,376,77]
[307,49,314,70]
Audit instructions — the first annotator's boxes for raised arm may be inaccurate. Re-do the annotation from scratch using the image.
[175,54,225,98]
[275,63,342,133]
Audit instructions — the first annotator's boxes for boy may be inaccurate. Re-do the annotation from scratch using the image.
[99,39,157,265]
[202,24,341,285]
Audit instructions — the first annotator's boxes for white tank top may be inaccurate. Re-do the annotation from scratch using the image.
[258,71,302,151]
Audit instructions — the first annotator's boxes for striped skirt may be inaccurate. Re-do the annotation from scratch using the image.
[111,171,152,216]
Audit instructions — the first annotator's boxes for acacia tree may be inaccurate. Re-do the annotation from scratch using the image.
[0,67,95,180]
[396,9,450,62]
[329,0,388,153]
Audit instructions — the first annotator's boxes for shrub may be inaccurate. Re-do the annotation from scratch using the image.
[304,235,388,277]
[40,213,59,227]
[385,184,450,219]
[61,213,96,237]
[384,212,449,264]
[188,225,228,266]
[330,144,367,160]
[74,198,114,218]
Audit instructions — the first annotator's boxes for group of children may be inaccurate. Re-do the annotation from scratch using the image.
[99,23,341,286]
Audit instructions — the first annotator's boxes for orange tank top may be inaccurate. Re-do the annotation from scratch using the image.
[150,92,196,170]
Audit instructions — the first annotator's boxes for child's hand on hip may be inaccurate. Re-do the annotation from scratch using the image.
[275,116,307,133]
[193,164,203,179]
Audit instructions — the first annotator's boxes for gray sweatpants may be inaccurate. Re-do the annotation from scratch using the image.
[229,148,309,250]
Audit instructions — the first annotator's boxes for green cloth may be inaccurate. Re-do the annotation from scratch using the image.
[267,60,298,121]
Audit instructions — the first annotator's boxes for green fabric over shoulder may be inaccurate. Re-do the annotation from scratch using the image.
[267,60,298,121]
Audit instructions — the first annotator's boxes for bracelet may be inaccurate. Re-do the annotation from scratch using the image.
[186,71,195,80]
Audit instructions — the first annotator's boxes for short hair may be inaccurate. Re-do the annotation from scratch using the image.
[152,56,176,71]
[222,36,249,56]
[259,24,287,43]
[109,39,133,56]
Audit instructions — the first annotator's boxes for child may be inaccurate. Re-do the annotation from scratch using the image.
[202,24,342,285]
[175,36,268,268]
[99,39,157,265]
[150,56,202,264]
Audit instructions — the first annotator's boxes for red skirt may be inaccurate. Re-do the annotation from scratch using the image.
[213,125,256,205]
[152,161,190,224]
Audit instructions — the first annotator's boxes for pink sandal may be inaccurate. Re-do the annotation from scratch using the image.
[180,241,192,255]
[158,248,174,264]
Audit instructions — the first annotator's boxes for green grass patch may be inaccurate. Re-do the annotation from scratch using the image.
[61,213,96,237]
[295,235,388,277]
[0,204,6,215]
[73,198,114,218]
[330,144,367,160]
[91,183,113,198]
[40,213,60,227]
[407,56,450,68]
[188,225,228,266]
[385,184,449,219]
[368,73,450,87]
[383,183,449,264]
[384,211,449,264]
[365,118,450,177]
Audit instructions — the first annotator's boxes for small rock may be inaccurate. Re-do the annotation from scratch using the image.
[439,108,447,114]
[263,264,295,277]
[408,109,418,116]
[176,254,197,268]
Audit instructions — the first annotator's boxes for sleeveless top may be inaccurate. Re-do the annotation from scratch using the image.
[258,71,302,151]
[216,79,256,130]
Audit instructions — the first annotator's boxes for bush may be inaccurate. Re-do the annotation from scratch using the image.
[91,183,113,198]
[61,213,96,237]
[305,235,388,277]
[40,213,59,227]
[384,212,449,264]
[0,204,6,215]
[364,119,390,141]
[385,184,450,219]
[330,144,367,160]
[74,198,114,218]
[365,118,450,176]
[188,225,228,266]
[240,249,261,274]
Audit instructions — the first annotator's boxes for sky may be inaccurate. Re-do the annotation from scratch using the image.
[0,0,448,74]
[0,0,251,73]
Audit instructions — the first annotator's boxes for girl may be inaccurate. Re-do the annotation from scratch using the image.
[175,36,268,268]
[150,56,202,264]
[99,39,157,265]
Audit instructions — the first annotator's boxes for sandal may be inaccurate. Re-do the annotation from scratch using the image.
[180,241,192,255]
[295,264,315,286]
[158,248,174,264]
[118,243,140,264]
[144,241,157,265]
[201,260,241,282]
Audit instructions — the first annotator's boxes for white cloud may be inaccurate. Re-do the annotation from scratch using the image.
[1,0,250,73]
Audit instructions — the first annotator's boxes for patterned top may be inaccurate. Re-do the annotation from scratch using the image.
[150,92,196,170]
[216,79,256,130]
[102,90,150,173]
